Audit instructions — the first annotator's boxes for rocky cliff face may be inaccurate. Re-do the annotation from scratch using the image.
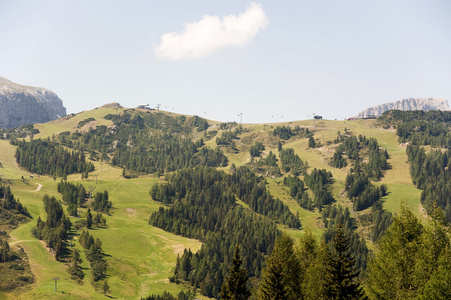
[0,76,66,128]
[353,98,450,118]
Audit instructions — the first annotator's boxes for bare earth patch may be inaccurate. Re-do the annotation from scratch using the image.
[171,244,186,255]
[126,208,136,213]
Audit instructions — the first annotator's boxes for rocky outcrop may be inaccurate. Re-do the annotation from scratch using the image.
[353,98,450,118]
[0,76,66,128]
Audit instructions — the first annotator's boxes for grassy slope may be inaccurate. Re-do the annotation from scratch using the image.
[1,110,425,299]
[0,109,204,300]
[223,119,424,242]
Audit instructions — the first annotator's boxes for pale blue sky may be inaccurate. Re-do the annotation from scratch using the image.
[1,0,450,123]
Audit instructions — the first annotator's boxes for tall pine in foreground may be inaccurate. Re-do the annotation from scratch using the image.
[324,224,364,300]
[220,245,251,300]
[258,233,301,300]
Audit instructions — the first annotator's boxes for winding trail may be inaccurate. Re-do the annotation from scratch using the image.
[33,183,42,192]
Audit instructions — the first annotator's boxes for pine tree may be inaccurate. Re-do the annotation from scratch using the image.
[303,240,330,299]
[308,136,316,148]
[258,251,287,300]
[87,208,92,229]
[366,204,423,299]
[258,233,300,300]
[220,245,250,300]
[103,280,110,295]
[324,224,364,300]
[69,249,84,281]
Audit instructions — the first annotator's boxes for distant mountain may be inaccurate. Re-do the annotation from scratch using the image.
[0,76,66,128]
[353,98,449,119]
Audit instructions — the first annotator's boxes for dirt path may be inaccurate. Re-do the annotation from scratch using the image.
[33,183,42,192]
[9,240,35,246]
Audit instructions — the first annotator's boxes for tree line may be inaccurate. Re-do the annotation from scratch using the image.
[378,110,451,148]
[407,144,451,221]
[61,111,227,175]
[14,138,94,177]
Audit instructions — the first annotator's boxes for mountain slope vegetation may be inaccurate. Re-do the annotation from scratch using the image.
[0,106,443,299]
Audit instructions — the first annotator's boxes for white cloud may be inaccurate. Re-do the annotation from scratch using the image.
[154,3,269,61]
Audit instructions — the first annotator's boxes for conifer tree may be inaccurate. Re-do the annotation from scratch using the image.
[258,251,287,300]
[365,204,423,299]
[87,208,93,229]
[303,240,330,299]
[220,245,250,300]
[103,280,110,295]
[258,233,300,300]
[308,136,316,148]
[324,224,364,300]
[69,249,84,281]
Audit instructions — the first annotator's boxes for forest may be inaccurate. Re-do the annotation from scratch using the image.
[378,110,451,148]
[0,185,33,291]
[149,166,300,297]
[14,138,94,177]
[381,110,451,221]
[60,111,228,174]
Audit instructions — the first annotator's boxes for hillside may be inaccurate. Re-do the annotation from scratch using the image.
[0,76,66,129]
[0,106,428,299]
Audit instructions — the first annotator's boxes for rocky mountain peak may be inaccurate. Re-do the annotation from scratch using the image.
[353,98,449,119]
[0,76,66,128]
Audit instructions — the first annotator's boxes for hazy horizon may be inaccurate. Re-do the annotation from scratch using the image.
[1,0,450,123]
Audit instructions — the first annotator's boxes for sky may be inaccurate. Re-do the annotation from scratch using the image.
[1,0,451,123]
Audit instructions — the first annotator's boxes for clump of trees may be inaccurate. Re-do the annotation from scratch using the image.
[57,180,86,216]
[249,142,265,157]
[273,125,313,140]
[216,128,241,146]
[0,185,31,221]
[304,168,334,211]
[79,230,108,282]
[92,191,112,214]
[331,134,389,212]
[77,117,95,128]
[279,148,305,175]
[15,138,94,177]
[141,290,196,300]
[283,175,313,210]
[33,195,71,261]
[345,168,388,211]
